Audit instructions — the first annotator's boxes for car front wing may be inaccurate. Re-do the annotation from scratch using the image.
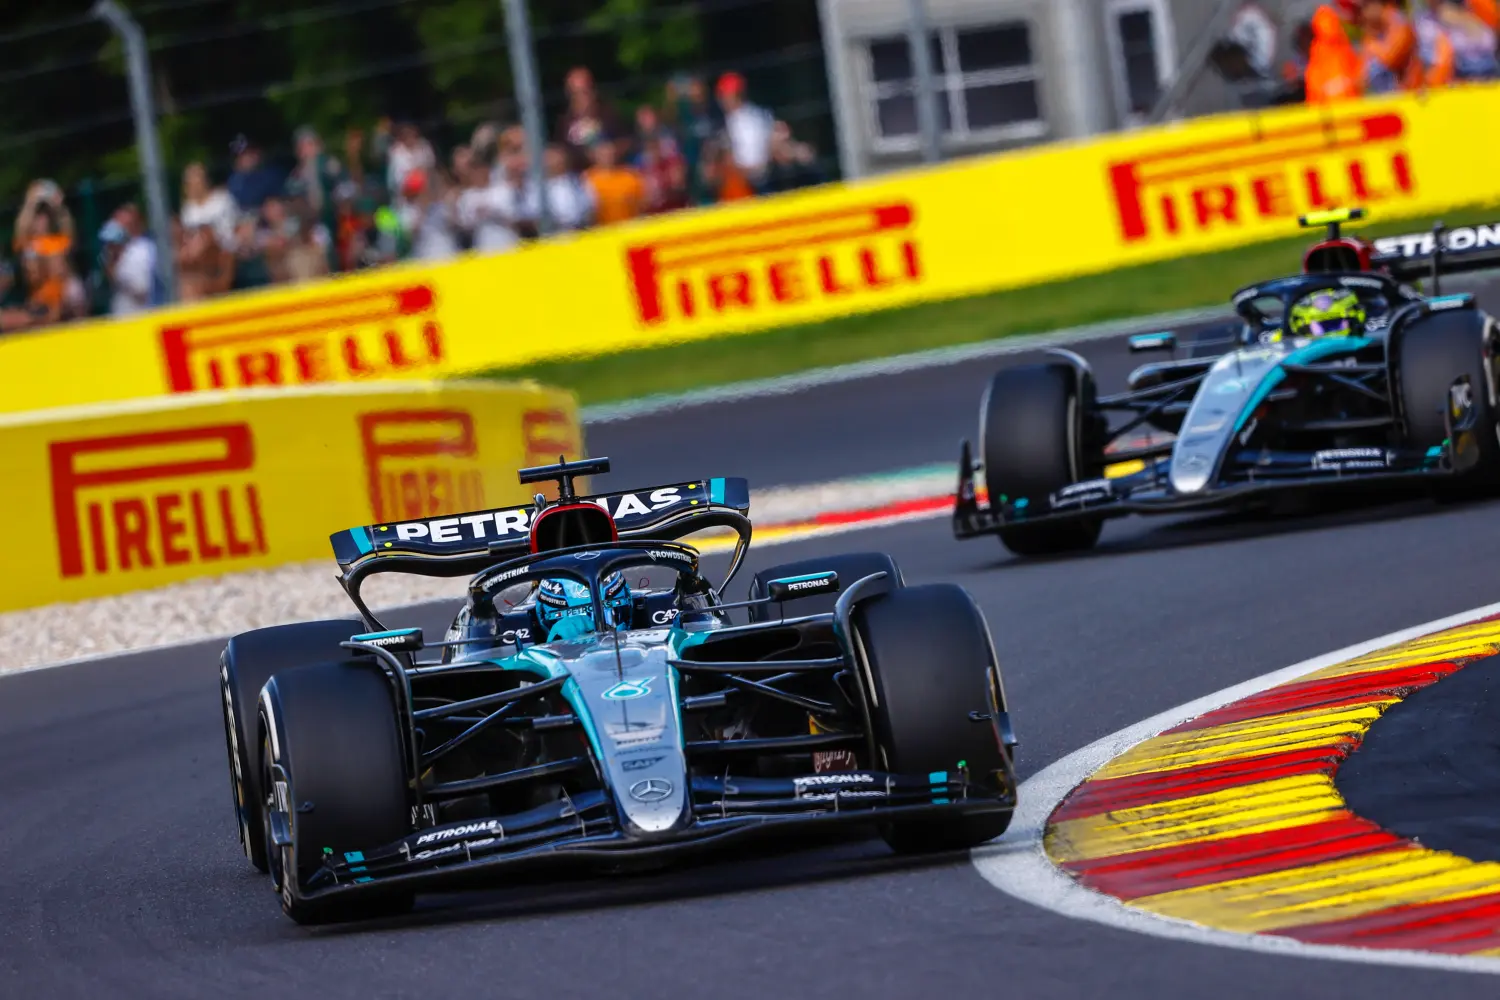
[290,769,1014,904]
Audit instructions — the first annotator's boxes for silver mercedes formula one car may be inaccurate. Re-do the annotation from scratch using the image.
[955,210,1500,557]
[220,458,1017,923]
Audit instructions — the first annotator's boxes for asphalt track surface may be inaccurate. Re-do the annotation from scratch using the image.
[11,311,1500,997]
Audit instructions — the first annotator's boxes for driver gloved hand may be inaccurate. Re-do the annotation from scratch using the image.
[547,616,596,642]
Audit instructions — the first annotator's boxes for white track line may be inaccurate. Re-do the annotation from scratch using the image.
[972,599,1500,976]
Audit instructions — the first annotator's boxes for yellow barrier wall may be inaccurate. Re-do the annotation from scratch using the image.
[3,86,1499,414]
[0,381,582,611]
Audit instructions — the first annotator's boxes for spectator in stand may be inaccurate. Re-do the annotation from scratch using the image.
[226,136,284,211]
[180,162,239,250]
[20,242,85,325]
[715,72,774,192]
[471,121,501,168]
[19,250,58,325]
[331,181,376,271]
[556,66,627,171]
[638,125,689,215]
[285,126,345,268]
[399,169,460,260]
[530,142,594,232]
[342,126,387,209]
[1360,0,1418,91]
[99,204,155,316]
[13,179,75,258]
[57,252,88,320]
[1284,19,1315,92]
[763,121,822,194]
[259,195,295,283]
[663,75,723,206]
[1416,0,1500,84]
[1305,3,1365,101]
[386,120,437,204]
[455,147,520,253]
[583,137,645,226]
[230,212,271,291]
[175,216,233,303]
[700,136,756,203]
[0,259,31,332]
[283,209,332,283]
[634,105,678,158]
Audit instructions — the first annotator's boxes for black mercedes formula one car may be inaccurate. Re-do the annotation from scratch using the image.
[221,458,1017,923]
[955,210,1500,557]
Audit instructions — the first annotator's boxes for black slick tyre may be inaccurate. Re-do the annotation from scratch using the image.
[220,618,362,872]
[259,659,413,924]
[747,552,903,623]
[1394,310,1500,501]
[980,363,1103,557]
[851,583,1014,853]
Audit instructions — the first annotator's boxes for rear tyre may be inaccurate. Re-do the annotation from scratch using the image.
[1394,311,1500,501]
[747,552,903,623]
[221,619,363,872]
[852,584,1015,853]
[980,363,1103,557]
[259,660,413,924]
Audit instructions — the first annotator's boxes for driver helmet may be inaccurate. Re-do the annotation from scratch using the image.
[536,572,632,640]
[1287,288,1366,340]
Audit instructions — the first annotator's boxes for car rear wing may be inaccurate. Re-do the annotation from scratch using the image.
[1370,221,1500,291]
[330,477,751,590]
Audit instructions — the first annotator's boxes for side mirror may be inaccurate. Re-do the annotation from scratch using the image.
[766,572,840,602]
[1128,331,1177,353]
[350,627,424,653]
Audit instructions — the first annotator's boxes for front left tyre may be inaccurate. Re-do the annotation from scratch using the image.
[1393,309,1500,500]
[851,583,1016,854]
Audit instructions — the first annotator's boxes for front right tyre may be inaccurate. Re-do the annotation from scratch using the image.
[980,362,1103,557]
[220,619,362,872]
[259,658,414,924]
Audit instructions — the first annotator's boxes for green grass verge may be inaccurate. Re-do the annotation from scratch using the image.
[477,206,1500,407]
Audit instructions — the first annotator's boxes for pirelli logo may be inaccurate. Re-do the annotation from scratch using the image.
[160,284,445,392]
[359,409,485,523]
[625,202,922,326]
[50,424,268,578]
[1109,112,1416,243]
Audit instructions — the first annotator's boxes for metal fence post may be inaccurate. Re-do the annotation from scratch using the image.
[906,0,942,164]
[501,0,551,236]
[94,0,177,304]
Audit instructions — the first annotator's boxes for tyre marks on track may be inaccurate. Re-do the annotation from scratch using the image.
[1045,615,1500,955]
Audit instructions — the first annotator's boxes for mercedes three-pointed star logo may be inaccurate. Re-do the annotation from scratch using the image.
[628,777,673,802]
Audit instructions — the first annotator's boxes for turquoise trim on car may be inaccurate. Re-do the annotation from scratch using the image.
[1232,337,1372,434]
[710,478,725,505]
[350,528,374,555]
[503,649,608,763]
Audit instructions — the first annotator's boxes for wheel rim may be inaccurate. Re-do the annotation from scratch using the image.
[260,733,285,893]
[221,670,254,861]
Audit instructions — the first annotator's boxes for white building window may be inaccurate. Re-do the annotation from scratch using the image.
[1105,0,1176,126]
[862,21,1046,153]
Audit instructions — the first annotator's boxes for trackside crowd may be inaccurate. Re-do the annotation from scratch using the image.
[1,67,821,333]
